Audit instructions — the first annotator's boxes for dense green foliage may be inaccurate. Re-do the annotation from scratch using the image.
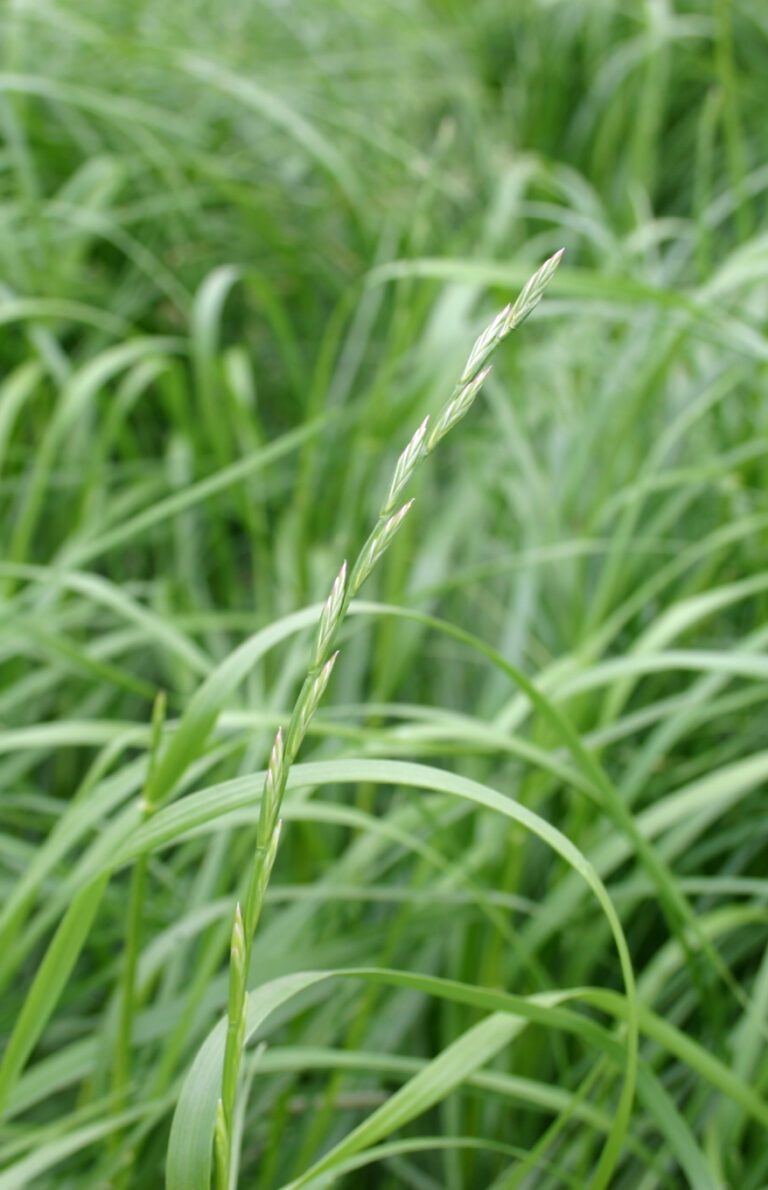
[2,2,768,1187]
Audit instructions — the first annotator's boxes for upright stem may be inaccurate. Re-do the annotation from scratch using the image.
[111,692,167,1174]
[715,0,752,241]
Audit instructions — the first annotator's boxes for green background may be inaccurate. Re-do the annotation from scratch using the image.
[1,3,767,1188]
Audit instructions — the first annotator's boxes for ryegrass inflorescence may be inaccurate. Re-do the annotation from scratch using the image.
[213,252,564,1189]
[1,4,768,1189]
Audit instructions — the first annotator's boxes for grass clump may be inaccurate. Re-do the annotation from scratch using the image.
[1,2,768,1189]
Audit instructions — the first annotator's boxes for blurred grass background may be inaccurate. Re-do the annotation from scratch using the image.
[1,1,768,1188]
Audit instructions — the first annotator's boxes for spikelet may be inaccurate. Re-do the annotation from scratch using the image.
[313,561,347,668]
[426,366,492,453]
[285,652,339,762]
[382,416,430,515]
[259,727,285,842]
[227,904,246,1026]
[459,248,564,384]
[505,247,564,332]
[244,819,283,941]
[350,500,415,595]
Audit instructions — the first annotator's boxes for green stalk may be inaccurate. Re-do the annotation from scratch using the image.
[714,0,753,241]
[111,693,167,1168]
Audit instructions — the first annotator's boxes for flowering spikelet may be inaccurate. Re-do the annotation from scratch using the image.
[350,499,415,595]
[460,306,511,385]
[286,652,339,761]
[259,727,285,841]
[459,248,564,384]
[505,247,564,332]
[313,561,347,668]
[244,819,282,940]
[383,416,429,515]
[221,997,247,1116]
[426,366,492,453]
[228,904,246,1025]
